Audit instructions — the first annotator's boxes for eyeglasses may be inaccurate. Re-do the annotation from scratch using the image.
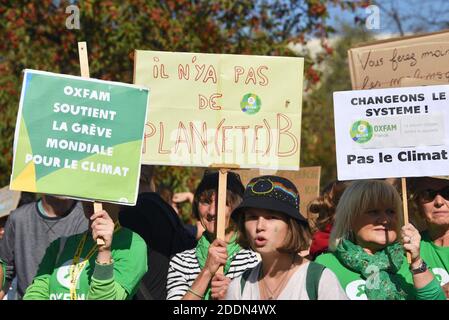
[416,186,449,203]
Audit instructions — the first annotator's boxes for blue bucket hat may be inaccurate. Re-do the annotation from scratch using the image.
[232,175,308,225]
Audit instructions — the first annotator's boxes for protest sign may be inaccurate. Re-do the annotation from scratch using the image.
[334,84,449,180]
[348,30,449,90]
[134,50,304,170]
[0,186,21,218]
[10,69,149,205]
[236,166,321,217]
[400,77,445,87]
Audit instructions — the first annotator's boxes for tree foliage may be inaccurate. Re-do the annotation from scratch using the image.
[0,0,359,191]
[301,25,373,187]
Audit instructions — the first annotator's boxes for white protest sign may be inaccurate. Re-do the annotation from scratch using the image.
[334,85,449,180]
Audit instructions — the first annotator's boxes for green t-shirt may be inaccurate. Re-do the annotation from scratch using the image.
[24,227,147,300]
[420,231,449,286]
[0,259,5,289]
[315,252,444,300]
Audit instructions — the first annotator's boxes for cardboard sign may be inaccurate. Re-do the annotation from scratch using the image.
[10,70,149,205]
[399,77,445,88]
[134,50,304,170]
[236,166,321,217]
[334,85,449,180]
[348,30,449,90]
[0,186,21,218]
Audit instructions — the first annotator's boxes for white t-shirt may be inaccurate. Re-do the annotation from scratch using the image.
[225,261,348,300]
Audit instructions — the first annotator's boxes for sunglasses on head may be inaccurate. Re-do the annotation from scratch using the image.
[417,186,449,203]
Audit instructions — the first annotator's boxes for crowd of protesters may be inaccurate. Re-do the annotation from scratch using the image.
[1,166,449,300]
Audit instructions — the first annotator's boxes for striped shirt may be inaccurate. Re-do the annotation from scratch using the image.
[166,248,259,300]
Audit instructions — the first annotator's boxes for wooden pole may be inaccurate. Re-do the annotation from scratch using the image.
[78,41,105,246]
[216,169,228,239]
[209,164,240,275]
[216,168,229,275]
[401,177,412,263]
[78,42,90,78]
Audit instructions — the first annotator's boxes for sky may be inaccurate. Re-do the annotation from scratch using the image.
[291,0,449,61]
[327,0,449,37]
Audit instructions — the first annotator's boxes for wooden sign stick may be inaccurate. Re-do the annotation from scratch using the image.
[210,164,240,275]
[216,168,228,240]
[78,41,105,246]
[78,42,90,78]
[401,177,412,264]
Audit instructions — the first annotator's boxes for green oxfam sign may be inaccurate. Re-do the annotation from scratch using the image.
[240,93,261,115]
[10,70,149,205]
[350,120,373,143]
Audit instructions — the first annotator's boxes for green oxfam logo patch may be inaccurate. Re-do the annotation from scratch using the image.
[240,93,261,115]
[350,120,373,143]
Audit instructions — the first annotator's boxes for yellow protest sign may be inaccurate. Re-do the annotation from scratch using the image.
[236,166,321,218]
[134,51,304,170]
[348,30,449,90]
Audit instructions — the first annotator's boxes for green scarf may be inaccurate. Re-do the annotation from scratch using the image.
[334,239,408,300]
[195,233,242,300]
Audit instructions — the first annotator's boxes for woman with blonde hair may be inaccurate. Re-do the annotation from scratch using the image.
[316,180,445,300]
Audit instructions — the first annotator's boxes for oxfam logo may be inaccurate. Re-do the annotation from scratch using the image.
[240,93,261,114]
[350,120,373,143]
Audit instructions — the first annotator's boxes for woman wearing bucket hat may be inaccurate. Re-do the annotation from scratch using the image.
[409,176,449,298]
[225,175,347,300]
[315,180,445,300]
[166,171,259,300]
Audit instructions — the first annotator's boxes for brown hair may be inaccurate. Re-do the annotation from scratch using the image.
[308,180,350,233]
[407,177,449,231]
[192,171,244,220]
[140,165,156,192]
[236,209,311,254]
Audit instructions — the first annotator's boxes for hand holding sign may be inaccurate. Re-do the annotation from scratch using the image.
[90,209,115,252]
[401,223,421,262]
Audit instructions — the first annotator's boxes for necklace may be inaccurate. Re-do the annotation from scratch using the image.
[259,255,296,300]
[69,221,121,300]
